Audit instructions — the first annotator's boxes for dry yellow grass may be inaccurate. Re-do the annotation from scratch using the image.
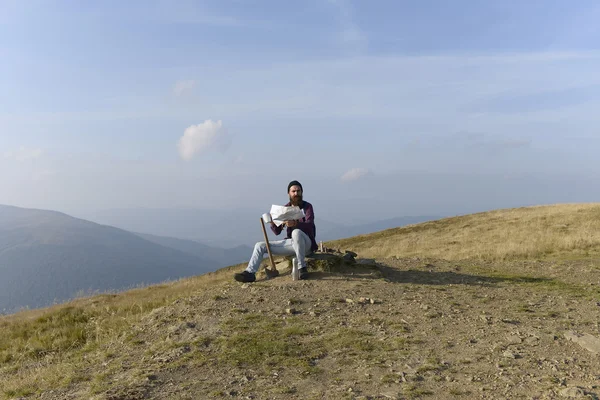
[328,203,600,261]
[0,264,244,398]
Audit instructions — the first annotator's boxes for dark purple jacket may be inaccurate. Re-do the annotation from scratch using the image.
[270,200,318,252]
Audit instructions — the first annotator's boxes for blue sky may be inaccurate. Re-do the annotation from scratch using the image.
[1,0,600,221]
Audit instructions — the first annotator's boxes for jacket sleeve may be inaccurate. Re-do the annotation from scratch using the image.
[296,203,315,235]
[270,223,283,235]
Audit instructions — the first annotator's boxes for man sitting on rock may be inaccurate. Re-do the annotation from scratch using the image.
[234,180,318,282]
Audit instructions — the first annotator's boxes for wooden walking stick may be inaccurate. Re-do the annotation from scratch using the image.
[260,217,278,277]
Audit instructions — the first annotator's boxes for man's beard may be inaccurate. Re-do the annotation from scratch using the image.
[290,195,303,206]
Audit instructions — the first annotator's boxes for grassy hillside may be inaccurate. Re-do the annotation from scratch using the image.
[328,203,600,261]
[0,265,240,399]
[2,203,600,399]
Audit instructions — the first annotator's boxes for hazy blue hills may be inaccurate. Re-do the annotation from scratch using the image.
[0,205,221,314]
[77,208,442,247]
[77,207,259,247]
[0,203,440,313]
[134,232,251,268]
[317,216,442,242]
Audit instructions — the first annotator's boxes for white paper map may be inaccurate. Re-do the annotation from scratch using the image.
[269,204,305,227]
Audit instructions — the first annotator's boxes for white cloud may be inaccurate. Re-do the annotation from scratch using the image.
[341,167,372,182]
[177,119,230,161]
[173,80,197,97]
[3,146,43,162]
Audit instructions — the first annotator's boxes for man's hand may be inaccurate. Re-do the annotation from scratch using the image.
[285,220,298,228]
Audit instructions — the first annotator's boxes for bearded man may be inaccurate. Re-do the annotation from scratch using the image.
[234,180,318,282]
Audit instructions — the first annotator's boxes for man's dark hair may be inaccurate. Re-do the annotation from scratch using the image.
[287,180,303,193]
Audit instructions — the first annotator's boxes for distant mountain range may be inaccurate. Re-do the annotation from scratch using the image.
[0,204,440,313]
[134,232,251,267]
[77,207,260,247]
[0,205,249,314]
[316,216,442,242]
[77,208,441,247]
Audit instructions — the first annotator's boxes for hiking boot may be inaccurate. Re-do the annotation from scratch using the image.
[298,268,309,280]
[234,271,256,283]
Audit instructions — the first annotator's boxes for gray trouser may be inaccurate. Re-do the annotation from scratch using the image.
[246,229,312,273]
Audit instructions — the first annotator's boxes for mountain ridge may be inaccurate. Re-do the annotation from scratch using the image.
[74,207,442,246]
[133,231,252,268]
[0,204,221,313]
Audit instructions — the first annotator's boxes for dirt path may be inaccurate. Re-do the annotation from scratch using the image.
[39,257,600,399]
